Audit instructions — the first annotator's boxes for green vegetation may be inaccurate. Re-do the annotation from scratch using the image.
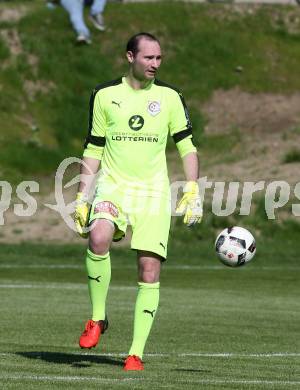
[283,148,300,163]
[1,1,300,179]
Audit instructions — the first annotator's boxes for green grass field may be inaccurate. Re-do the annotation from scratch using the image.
[0,226,299,389]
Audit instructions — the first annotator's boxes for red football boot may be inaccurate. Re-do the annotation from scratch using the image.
[79,317,108,349]
[123,355,144,371]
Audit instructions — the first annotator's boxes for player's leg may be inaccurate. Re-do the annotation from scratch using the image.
[87,218,115,320]
[124,196,170,370]
[124,251,161,370]
[79,218,114,348]
[79,192,127,349]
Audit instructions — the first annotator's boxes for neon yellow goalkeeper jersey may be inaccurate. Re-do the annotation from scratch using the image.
[83,77,195,198]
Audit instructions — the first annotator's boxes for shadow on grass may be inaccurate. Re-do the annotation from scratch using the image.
[16,351,123,368]
[172,368,211,373]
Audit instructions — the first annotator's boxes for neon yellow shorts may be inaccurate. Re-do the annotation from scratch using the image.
[89,190,171,259]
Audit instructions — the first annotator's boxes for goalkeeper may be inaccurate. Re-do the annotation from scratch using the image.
[74,32,202,371]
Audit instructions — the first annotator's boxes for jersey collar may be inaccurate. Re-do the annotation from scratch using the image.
[122,76,155,92]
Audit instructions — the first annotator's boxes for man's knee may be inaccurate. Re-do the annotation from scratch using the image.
[140,271,158,284]
[138,253,161,283]
[89,237,110,255]
[89,219,114,255]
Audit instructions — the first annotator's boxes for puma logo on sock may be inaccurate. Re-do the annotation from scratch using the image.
[143,309,156,318]
[88,275,101,283]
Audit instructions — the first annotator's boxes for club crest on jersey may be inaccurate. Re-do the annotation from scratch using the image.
[147,101,161,116]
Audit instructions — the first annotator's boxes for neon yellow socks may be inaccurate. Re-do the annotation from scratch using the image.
[128,282,160,359]
[86,252,159,357]
[86,249,111,321]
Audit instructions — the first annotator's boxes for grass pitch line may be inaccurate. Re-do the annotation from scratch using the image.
[81,352,300,358]
[0,374,299,386]
[1,264,227,269]
[2,352,298,358]
[72,352,300,358]
[0,374,144,383]
[0,283,135,290]
[0,264,299,270]
[0,264,83,269]
[178,379,300,386]
[177,352,300,357]
[0,264,226,269]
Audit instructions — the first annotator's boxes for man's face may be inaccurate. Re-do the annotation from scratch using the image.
[127,38,162,81]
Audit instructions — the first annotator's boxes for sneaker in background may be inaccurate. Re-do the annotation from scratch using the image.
[89,13,106,31]
[76,34,92,45]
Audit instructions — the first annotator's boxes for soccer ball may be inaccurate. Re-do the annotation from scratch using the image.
[215,226,256,267]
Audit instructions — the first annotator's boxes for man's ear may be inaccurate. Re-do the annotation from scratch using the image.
[126,51,134,63]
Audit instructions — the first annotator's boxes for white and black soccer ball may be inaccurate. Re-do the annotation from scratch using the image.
[215,226,256,267]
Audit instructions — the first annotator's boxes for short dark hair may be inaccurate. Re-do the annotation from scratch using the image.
[126,32,160,56]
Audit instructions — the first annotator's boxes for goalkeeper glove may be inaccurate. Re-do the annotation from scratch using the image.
[176,181,203,227]
[74,192,90,238]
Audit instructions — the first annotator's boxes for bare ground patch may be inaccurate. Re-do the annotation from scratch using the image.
[0,28,22,57]
[202,87,300,135]
[23,79,57,102]
[0,6,28,23]
[200,88,300,183]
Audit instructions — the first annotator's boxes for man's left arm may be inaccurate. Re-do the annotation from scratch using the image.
[176,151,203,227]
[168,90,203,226]
[182,150,199,181]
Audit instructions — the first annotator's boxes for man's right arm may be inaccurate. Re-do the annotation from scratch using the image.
[74,87,107,237]
[74,157,100,238]
[78,156,100,195]
[80,87,107,194]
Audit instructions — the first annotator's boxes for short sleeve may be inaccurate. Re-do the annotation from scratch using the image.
[83,89,107,160]
[90,91,106,138]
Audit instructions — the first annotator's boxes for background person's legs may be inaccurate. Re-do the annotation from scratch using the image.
[61,0,91,42]
[89,0,107,31]
[90,0,107,15]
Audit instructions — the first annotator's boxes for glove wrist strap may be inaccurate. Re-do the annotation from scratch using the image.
[76,192,88,204]
[183,181,199,194]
